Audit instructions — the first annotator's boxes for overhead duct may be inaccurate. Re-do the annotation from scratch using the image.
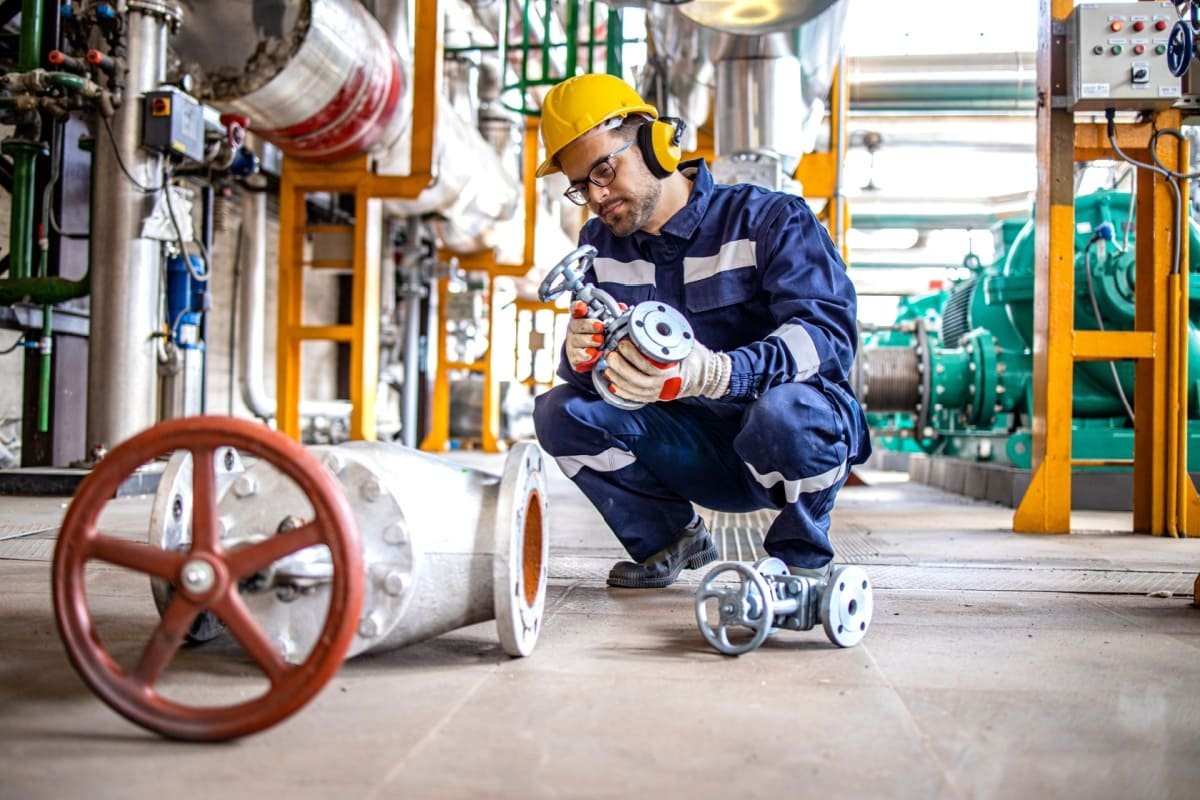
[708,1,848,190]
[676,0,839,37]
[172,0,520,252]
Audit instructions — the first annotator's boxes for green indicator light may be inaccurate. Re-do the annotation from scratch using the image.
[1111,44,1124,55]
[1155,43,1167,55]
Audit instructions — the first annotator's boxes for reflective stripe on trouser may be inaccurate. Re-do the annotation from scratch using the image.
[532,382,852,568]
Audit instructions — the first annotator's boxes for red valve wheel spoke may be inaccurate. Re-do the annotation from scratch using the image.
[211,590,290,684]
[88,532,186,580]
[52,416,362,741]
[130,594,201,687]
[189,445,219,553]
[224,522,323,582]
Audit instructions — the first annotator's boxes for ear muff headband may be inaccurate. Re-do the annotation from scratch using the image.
[637,117,685,179]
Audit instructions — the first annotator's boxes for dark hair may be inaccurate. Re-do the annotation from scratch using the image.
[615,114,648,141]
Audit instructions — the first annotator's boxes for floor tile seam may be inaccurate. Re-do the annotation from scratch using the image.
[360,662,499,800]
[860,643,972,800]
[540,576,1194,597]
[542,580,584,623]
[1080,594,1200,638]
[857,587,1195,598]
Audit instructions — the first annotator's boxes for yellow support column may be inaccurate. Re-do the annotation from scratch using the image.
[349,193,382,441]
[419,278,452,452]
[1014,0,1075,533]
[275,176,305,441]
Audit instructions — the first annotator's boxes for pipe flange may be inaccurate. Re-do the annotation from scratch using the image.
[128,0,184,30]
[963,332,998,427]
[493,442,549,657]
[626,302,694,363]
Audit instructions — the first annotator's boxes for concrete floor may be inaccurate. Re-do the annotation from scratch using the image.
[1,453,1198,800]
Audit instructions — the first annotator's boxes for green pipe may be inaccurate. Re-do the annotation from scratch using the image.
[564,0,578,77]
[4,141,40,280]
[18,0,41,71]
[0,275,91,306]
[44,72,87,92]
[5,0,44,281]
[38,306,51,432]
[605,8,621,76]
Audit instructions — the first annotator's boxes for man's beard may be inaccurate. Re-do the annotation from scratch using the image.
[601,179,661,237]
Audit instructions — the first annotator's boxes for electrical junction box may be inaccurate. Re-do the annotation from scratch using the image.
[1067,1,1182,111]
[141,88,206,162]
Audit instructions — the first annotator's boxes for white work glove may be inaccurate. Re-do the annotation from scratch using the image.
[565,300,605,373]
[603,338,732,403]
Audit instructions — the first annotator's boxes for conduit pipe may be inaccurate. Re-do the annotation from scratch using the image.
[236,186,275,421]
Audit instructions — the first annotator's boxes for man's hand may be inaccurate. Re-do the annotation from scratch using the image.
[603,338,732,402]
[566,301,605,373]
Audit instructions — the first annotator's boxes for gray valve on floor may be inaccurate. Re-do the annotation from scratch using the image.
[538,244,694,411]
[695,557,874,655]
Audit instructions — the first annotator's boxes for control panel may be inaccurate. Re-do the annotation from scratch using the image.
[1067,2,1182,110]
[141,88,206,162]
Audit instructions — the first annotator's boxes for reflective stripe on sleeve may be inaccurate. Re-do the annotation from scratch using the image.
[771,322,821,381]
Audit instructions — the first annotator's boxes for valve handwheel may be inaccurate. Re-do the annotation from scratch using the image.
[52,416,363,741]
[694,561,775,656]
[1167,20,1195,78]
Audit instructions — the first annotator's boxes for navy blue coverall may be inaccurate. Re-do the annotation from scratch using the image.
[533,160,871,570]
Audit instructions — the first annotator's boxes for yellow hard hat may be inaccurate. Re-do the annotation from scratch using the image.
[536,73,658,178]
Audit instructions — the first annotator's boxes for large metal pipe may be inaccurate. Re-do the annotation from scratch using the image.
[714,34,806,163]
[175,0,405,161]
[86,2,178,452]
[173,0,519,251]
[847,53,1036,114]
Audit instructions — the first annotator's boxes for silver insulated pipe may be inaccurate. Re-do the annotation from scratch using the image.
[86,2,179,452]
[172,0,519,252]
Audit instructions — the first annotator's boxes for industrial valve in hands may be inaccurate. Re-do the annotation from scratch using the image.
[694,557,874,656]
[538,244,694,410]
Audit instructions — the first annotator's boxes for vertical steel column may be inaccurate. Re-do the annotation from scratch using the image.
[1013,0,1074,533]
[85,3,178,451]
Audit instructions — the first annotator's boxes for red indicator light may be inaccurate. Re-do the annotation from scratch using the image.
[1110,20,1124,32]
[1133,43,1146,55]
[1156,20,1168,31]
[1133,20,1145,32]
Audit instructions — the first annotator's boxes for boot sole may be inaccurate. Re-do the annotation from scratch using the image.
[607,542,719,589]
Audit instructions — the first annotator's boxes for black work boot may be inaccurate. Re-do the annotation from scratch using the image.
[607,517,719,589]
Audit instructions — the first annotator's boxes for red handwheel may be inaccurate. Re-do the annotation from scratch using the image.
[52,417,363,741]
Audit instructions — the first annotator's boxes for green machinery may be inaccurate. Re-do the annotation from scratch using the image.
[853,190,1200,470]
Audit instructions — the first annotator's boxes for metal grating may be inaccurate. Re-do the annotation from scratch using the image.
[704,509,895,565]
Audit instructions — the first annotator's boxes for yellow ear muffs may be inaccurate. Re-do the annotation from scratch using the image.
[637,117,685,178]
